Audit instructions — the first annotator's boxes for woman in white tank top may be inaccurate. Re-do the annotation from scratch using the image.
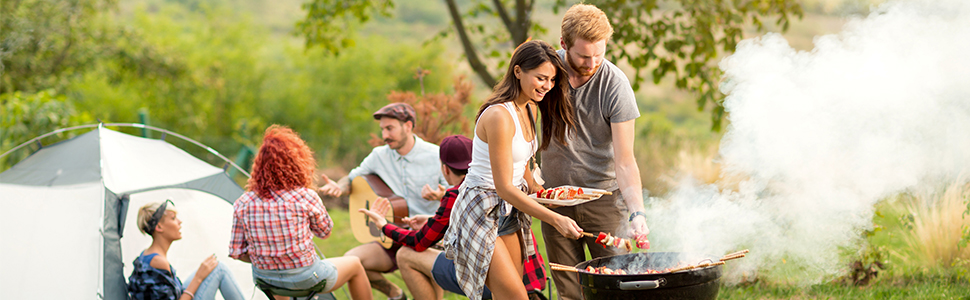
[441,40,582,300]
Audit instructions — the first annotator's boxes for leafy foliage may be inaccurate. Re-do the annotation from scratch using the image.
[1,0,456,176]
[841,225,887,286]
[579,0,803,130]
[296,0,395,55]
[298,0,803,130]
[0,90,95,169]
[0,0,118,93]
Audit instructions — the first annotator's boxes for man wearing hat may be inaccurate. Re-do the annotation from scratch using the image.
[360,135,548,300]
[319,102,448,300]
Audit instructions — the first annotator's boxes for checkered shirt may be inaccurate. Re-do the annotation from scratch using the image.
[442,185,535,300]
[229,187,332,270]
[382,183,460,252]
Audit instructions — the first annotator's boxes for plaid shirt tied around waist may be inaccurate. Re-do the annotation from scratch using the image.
[442,183,536,300]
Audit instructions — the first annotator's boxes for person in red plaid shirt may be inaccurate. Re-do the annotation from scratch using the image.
[229,125,373,300]
[360,135,548,299]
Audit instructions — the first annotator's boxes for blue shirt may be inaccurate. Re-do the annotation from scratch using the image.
[128,252,182,300]
[347,135,448,216]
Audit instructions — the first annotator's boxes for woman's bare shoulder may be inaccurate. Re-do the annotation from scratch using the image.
[479,104,514,125]
[147,252,171,271]
[477,104,513,142]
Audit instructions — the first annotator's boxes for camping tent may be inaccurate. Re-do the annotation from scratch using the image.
[0,125,266,299]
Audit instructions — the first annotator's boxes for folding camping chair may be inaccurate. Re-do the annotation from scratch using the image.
[254,244,339,300]
[255,278,336,300]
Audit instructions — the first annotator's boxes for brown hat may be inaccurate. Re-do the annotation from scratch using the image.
[439,135,473,170]
[373,103,416,124]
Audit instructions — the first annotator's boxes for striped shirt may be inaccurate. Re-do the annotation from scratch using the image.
[229,187,332,270]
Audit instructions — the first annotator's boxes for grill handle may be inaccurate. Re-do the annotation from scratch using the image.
[618,278,666,290]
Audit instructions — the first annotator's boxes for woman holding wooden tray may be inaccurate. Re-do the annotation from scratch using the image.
[440,40,584,300]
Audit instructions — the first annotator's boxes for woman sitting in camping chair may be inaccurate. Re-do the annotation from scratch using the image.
[229,125,373,300]
[128,200,245,300]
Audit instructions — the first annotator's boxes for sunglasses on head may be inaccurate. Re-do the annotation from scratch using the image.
[146,199,175,235]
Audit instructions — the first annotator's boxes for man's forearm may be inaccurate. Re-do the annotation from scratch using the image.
[337,176,351,195]
[611,120,645,214]
[616,161,645,213]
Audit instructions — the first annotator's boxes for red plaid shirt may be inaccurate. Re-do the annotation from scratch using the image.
[229,187,332,270]
[382,182,546,292]
[382,183,460,252]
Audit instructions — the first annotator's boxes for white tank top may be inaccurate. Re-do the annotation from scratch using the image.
[466,102,537,188]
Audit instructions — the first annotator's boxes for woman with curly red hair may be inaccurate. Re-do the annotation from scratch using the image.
[229,125,372,300]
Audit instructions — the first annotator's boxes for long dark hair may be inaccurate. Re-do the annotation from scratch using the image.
[476,40,575,150]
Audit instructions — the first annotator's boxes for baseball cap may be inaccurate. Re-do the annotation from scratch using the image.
[439,135,473,170]
[373,103,416,124]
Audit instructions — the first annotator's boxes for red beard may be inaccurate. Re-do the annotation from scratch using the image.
[567,53,599,77]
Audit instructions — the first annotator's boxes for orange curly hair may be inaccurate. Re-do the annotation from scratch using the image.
[247,125,317,199]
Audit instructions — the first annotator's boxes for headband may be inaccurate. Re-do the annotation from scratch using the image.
[145,199,175,236]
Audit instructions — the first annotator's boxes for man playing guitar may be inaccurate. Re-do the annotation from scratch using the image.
[319,103,448,300]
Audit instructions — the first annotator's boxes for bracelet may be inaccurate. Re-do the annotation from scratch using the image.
[183,290,194,299]
[629,211,646,222]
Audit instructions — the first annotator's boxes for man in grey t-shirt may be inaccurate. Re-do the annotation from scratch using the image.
[540,4,650,299]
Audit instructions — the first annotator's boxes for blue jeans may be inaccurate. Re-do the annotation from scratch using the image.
[251,258,339,300]
[183,261,245,300]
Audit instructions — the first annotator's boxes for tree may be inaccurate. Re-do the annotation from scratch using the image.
[0,90,95,169]
[0,0,117,94]
[297,0,803,130]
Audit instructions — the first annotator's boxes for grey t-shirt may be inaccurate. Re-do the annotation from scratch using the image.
[541,50,640,191]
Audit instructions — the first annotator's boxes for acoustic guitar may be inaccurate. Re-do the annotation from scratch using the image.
[348,174,409,249]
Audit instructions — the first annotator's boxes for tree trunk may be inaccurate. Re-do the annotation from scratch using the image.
[443,0,496,87]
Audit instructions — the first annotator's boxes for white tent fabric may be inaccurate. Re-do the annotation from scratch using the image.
[0,127,267,299]
[0,183,104,296]
[99,128,225,193]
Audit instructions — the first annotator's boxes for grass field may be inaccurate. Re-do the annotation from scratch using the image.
[314,199,970,300]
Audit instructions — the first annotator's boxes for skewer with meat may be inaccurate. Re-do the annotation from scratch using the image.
[535,186,585,200]
[633,233,650,249]
[590,232,650,251]
[584,266,628,275]
[594,232,633,251]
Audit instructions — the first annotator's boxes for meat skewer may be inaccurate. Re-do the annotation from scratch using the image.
[536,186,596,200]
[571,249,749,275]
[581,231,649,251]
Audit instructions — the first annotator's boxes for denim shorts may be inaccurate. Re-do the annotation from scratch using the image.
[497,207,521,236]
[252,258,338,297]
[432,252,493,299]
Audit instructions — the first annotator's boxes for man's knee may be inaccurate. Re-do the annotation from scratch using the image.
[344,243,366,257]
[346,243,378,261]
[396,247,416,268]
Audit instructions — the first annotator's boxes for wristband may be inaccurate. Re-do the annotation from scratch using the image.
[629,211,646,222]
[183,290,194,299]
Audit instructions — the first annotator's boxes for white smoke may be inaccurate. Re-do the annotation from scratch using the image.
[644,0,970,284]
